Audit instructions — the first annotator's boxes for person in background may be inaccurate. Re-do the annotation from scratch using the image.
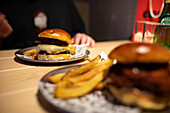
[0,0,95,50]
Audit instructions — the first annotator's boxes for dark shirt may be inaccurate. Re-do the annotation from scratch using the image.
[0,0,85,49]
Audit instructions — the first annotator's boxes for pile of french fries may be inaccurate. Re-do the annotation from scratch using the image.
[49,56,113,99]
[23,48,37,59]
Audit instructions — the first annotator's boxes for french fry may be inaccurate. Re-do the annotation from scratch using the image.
[85,58,93,62]
[51,54,113,99]
[55,71,106,99]
[57,80,69,88]
[62,56,100,80]
[95,82,104,90]
[49,73,66,84]
[67,59,113,83]
[23,48,37,56]
[32,54,37,59]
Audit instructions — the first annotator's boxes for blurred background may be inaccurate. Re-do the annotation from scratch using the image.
[73,0,138,42]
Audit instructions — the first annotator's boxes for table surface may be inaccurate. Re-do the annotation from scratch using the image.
[0,40,130,113]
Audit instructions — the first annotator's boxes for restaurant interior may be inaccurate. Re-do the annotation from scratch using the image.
[0,0,169,113]
[74,0,137,41]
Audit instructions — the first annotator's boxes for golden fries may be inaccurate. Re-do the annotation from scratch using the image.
[84,58,93,62]
[23,48,37,56]
[23,48,37,59]
[62,56,100,81]
[67,59,113,83]
[49,73,66,84]
[95,82,104,90]
[48,55,113,99]
[55,71,106,99]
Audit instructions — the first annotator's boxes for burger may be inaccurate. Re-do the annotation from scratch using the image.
[106,43,170,110]
[35,28,76,60]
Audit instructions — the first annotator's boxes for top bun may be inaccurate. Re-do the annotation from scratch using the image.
[38,29,73,43]
[109,43,170,63]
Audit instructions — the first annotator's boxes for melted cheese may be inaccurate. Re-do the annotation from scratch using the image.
[37,54,71,60]
[37,44,69,54]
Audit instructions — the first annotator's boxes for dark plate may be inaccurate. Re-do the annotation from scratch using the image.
[15,46,90,63]
[38,65,141,113]
[38,66,170,113]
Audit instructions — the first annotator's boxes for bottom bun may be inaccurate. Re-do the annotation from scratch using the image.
[108,85,169,110]
[37,54,71,60]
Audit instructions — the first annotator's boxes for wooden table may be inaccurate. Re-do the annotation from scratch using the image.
[0,40,130,113]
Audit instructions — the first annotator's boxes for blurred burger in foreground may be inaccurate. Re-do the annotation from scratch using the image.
[36,28,76,60]
[106,43,170,110]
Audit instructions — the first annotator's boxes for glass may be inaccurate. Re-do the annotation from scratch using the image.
[134,21,170,49]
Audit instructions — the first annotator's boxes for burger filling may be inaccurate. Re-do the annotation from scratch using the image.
[108,63,170,97]
[37,37,69,46]
[37,44,75,55]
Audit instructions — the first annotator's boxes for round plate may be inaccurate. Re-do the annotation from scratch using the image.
[15,46,90,63]
[38,65,142,113]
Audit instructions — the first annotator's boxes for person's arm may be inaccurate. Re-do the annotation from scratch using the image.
[72,33,95,47]
[0,12,13,38]
[69,0,95,47]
